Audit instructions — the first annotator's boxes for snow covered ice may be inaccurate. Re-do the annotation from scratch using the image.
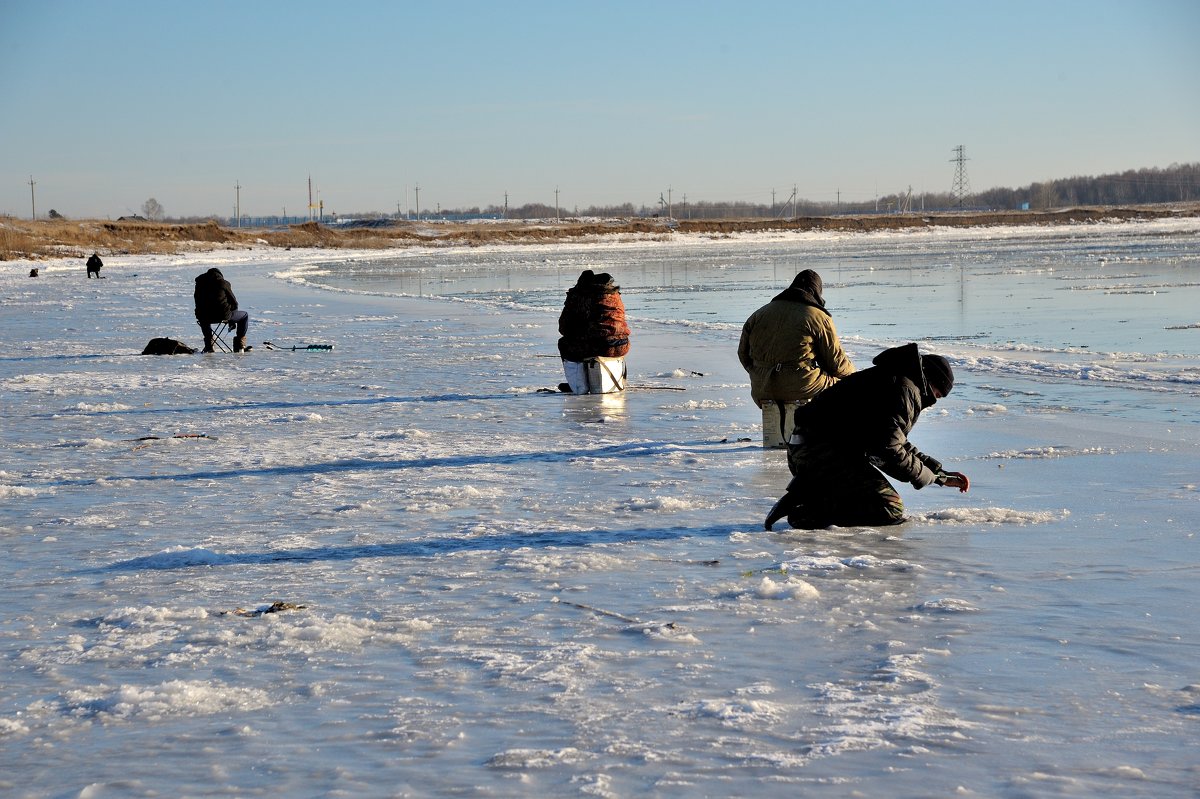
[2,218,1199,797]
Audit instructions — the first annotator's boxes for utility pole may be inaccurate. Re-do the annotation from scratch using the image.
[667,185,672,219]
[554,187,560,222]
[29,175,36,220]
[235,181,241,228]
[414,184,420,220]
[504,191,508,219]
[950,145,971,209]
[779,186,797,219]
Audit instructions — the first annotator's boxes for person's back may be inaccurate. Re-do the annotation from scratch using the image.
[793,344,923,453]
[738,269,853,406]
[557,271,631,362]
[194,268,236,324]
[194,268,251,352]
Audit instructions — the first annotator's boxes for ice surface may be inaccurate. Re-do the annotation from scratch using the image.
[2,219,1199,797]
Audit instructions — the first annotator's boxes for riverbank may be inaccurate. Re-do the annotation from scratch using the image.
[4,203,1199,261]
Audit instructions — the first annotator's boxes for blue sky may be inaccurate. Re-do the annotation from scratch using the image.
[2,0,1197,219]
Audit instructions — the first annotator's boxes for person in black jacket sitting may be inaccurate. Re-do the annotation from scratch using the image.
[194,268,251,352]
[764,343,969,530]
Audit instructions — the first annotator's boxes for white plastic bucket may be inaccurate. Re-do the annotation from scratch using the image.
[761,400,804,449]
[562,357,627,394]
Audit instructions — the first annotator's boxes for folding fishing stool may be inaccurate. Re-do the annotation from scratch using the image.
[199,320,235,353]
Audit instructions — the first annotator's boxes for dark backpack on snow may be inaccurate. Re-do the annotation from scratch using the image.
[142,338,197,355]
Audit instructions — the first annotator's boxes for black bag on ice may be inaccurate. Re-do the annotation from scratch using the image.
[142,338,197,355]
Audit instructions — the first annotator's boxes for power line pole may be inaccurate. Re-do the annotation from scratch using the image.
[778,187,795,219]
[555,187,560,222]
[235,181,241,228]
[29,175,36,220]
[950,145,971,209]
[414,184,420,220]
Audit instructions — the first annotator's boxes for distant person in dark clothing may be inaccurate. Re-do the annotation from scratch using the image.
[86,253,103,278]
[764,343,969,530]
[194,267,251,352]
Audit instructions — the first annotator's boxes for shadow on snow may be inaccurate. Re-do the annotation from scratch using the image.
[48,439,754,487]
[98,523,743,573]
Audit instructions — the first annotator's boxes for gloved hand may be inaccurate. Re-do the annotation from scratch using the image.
[935,471,970,492]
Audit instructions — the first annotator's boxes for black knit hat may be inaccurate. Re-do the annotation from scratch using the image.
[922,354,954,397]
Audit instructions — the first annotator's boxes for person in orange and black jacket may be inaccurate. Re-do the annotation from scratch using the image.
[557,270,631,362]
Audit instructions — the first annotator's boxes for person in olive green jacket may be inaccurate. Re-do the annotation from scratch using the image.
[738,269,855,407]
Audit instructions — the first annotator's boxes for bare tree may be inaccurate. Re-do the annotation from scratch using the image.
[142,198,164,221]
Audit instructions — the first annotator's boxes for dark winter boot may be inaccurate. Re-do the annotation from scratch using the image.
[202,329,215,353]
[764,491,800,531]
[233,336,252,353]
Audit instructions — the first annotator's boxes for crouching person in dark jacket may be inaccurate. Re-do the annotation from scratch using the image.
[194,268,251,352]
[764,343,969,530]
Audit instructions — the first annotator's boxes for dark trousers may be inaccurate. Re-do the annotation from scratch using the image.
[201,310,248,339]
[783,440,905,528]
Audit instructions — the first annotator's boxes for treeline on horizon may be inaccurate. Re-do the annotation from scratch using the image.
[156,162,1198,224]
[481,163,1200,221]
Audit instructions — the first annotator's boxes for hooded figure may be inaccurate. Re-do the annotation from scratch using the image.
[738,269,855,407]
[194,268,251,352]
[763,343,968,530]
[557,270,631,362]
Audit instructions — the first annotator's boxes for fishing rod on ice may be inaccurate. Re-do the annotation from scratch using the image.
[262,341,335,352]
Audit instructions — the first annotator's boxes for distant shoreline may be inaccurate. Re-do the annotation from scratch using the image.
[4,203,1199,261]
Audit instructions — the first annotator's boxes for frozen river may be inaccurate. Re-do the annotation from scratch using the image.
[2,217,1198,797]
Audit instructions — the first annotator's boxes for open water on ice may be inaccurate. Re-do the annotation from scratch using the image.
[1,219,1198,797]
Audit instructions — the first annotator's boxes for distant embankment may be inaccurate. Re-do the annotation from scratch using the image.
[674,205,1199,235]
[4,204,1198,260]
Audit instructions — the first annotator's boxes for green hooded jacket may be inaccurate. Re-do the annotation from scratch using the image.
[738,270,855,406]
